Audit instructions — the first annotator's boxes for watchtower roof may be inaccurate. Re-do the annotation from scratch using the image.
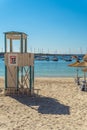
[4,31,27,40]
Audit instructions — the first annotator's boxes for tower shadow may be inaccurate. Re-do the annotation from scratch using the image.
[11,95,70,115]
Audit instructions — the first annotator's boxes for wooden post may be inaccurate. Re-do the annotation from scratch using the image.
[5,66,7,89]
[32,65,34,90]
[21,34,23,53]
[4,33,7,53]
[17,67,19,90]
[25,38,27,53]
[10,39,13,52]
[30,66,32,94]
[4,34,7,89]
[21,34,23,86]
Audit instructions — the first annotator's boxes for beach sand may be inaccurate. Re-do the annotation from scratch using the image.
[0,77,87,130]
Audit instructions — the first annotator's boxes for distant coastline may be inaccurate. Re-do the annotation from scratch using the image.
[0,52,85,57]
[34,53,85,57]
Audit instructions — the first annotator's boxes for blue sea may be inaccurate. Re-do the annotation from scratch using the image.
[0,57,85,78]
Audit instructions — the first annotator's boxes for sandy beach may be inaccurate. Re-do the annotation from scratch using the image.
[0,77,87,130]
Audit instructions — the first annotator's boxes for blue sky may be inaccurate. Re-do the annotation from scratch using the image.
[0,0,87,54]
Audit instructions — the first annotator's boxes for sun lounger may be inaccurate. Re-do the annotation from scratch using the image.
[80,81,87,91]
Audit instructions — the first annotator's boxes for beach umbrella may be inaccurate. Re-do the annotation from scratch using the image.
[70,60,87,86]
[68,61,80,78]
[72,55,78,60]
[76,61,87,82]
[83,54,87,61]
[82,67,87,72]
[72,55,82,61]
[68,61,80,67]
[77,61,87,67]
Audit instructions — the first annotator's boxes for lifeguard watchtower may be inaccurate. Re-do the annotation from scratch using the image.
[4,31,34,95]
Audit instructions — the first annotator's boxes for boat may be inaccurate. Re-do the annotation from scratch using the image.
[64,58,72,62]
[63,56,72,62]
[35,55,49,61]
[52,56,58,61]
[45,56,50,61]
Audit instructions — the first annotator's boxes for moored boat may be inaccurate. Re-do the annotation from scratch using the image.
[52,56,58,61]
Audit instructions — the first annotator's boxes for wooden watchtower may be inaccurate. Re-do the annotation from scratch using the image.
[4,31,34,95]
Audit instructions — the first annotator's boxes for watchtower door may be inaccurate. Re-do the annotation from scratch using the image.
[5,53,18,88]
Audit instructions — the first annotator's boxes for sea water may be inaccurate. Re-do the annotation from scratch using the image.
[34,60,84,77]
[0,57,85,78]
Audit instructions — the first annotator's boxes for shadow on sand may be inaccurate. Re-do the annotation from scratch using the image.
[11,95,70,115]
